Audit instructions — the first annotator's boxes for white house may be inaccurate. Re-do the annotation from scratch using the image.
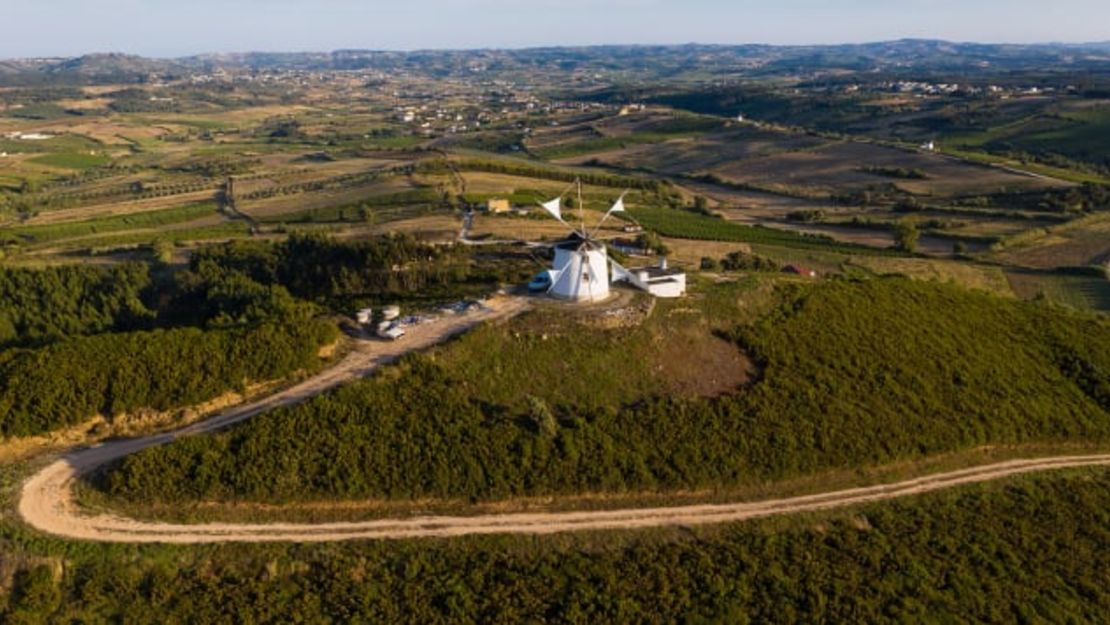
[615,258,686,298]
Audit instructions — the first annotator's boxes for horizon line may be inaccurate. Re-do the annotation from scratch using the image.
[5,37,1110,62]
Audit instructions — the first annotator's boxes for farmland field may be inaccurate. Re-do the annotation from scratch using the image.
[991,214,1110,269]
[710,141,1064,197]
[950,102,1110,166]
[29,151,112,170]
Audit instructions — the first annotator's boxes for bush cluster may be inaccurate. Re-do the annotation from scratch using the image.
[101,278,1110,504]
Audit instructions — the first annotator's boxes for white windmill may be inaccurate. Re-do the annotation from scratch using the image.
[535,180,631,303]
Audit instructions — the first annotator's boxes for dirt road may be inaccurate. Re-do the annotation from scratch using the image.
[18,296,531,539]
[17,295,1110,543]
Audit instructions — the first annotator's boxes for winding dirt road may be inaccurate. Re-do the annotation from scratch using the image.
[17,296,1110,543]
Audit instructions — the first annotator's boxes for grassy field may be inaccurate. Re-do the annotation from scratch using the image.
[990,213,1110,269]
[35,221,252,255]
[531,113,730,160]
[29,151,111,170]
[940,146,1110,185]
[253,189,444,224]
[628,206,906,256]
[0,202,219,246]
[846,256,1014,296]
[1006,270,1110,312]
[948,104,1110,168]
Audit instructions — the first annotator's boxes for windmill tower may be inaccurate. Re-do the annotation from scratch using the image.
[537,180,629,303]
[550,237,610,302]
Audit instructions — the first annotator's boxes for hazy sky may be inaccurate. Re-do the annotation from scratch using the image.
[4,0,1109,58]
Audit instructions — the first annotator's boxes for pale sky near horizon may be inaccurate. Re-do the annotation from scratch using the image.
[3,0,1109,58]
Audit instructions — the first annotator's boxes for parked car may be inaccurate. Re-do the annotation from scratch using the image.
[528,270,554,292]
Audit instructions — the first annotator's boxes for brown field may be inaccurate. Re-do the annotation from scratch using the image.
[468,211,623,242]
[526,123,600,151]
[848,257,1014,295]
[659,238,754,266]
[232,157,406,198]
[770,221,897,248]
[238,177,424,219]
[992,217,1110,269]
[368,214,459,240]
[1006,269,1110,311]
[710,142,1064,198]
[939,217,1055,238]
[459,172,574,195]
[557,126,826,174]
[458,171,629,206]
[138,105,317,125]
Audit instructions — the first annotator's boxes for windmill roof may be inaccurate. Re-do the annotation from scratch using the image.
[554,239,605,252]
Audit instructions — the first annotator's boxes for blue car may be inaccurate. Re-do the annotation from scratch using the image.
[528,270,553,292]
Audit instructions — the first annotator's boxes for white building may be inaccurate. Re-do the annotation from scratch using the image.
[615,258,686,299]
[356,308,373,325]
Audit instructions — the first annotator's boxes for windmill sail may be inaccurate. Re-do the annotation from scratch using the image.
[540,197,563,221]
[610,259,632,283]
[587,190,630,238]
[608,194,626,214]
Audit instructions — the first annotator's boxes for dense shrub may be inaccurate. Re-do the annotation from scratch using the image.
[101,279,1110,504]
[0,318,336,438]
[0,263,154,347]
[185,233,473,305]
[720,251,780,272]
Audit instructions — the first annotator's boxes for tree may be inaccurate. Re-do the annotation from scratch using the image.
[152,239,174,264]
[527,395,558,438]
[893,219,919,253]
[636,231,670,256]
[693,195,710,214]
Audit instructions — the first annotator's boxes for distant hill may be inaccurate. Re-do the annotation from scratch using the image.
[0,40,1108,86]
[44,53,177,77]
[0,53,183,85]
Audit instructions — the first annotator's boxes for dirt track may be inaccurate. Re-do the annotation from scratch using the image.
[17,296,1110,543]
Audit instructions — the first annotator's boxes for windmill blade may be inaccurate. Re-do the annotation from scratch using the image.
[609,257,632,281]
[539,197,563,221]
[546,267,565,294]
[588,190,629,239]
[582,249,596,302]
[537,180,585,240]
